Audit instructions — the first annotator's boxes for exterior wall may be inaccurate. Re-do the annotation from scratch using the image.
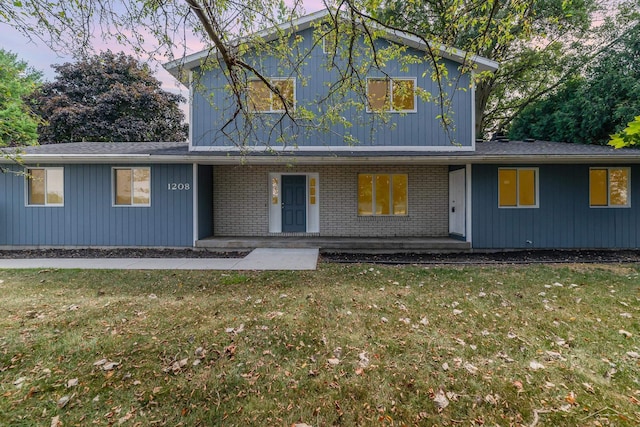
[191,27,473,149]
[213,164,448,237]
[472,164,640,249]
[0,164,194,247]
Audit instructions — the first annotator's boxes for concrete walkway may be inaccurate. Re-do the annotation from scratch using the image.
[0,248,319,271]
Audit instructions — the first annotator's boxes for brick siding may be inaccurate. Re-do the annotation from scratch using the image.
[213,164,449,237]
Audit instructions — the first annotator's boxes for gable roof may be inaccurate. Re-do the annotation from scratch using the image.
[4,140,640,164]
[164,8,499,80]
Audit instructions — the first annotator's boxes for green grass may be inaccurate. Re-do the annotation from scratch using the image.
[1,263,639,426]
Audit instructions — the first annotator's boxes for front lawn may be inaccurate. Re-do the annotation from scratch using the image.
[1,263,639,426]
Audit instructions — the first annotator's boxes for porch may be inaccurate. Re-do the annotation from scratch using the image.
[195,236,471,253]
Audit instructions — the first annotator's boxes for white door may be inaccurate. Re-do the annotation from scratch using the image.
[449,169,466,236]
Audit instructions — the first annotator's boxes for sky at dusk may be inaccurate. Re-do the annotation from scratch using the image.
[0,0,327,116]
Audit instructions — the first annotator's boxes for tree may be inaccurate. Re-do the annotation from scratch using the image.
[0,49,41,147]
[370,0,633,138]
[509,21,640,145]
[609,116,640,148]
[30,51,188,143]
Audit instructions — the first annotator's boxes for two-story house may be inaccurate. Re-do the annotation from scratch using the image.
[2,9,640,251]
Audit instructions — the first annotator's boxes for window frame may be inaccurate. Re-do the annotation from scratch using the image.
[357,173,409,216]
[247,77,296,113]
[112,167,152,207]
[322,29,336,54]
[25,167,65,207]
[589,167,631,208]
[497,167,539,209]
[365,77,417,113]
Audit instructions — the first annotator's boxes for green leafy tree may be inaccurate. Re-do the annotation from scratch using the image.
[610,116,640,148]
[30,51,188,143]
[509,21,640,145]
[370,0,630,138]
[0,49,41,146]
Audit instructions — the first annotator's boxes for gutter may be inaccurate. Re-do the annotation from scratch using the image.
[5,153,640,165]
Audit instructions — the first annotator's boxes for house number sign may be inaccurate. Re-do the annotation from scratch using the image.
[167,183,191,190]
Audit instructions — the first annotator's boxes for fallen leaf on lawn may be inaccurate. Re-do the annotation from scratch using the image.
[398,317,411,325]
[464,362,478,375]
[544,350,566,361]
[103,362,119,371]
[57,395,71,408]
[67,378,78,388]
[619,329,633,338]
[358,352,370,368]
[620,313,632,318]
[442,362,449,371]
[327,358,340,366]
[513,380,524,392]
[565,391,577,405]
[420,317,429,326]
[627,351,640,359]
[93,359,107,367]
[50,416,61,427]
[484,394,499,405]
[381,317,389,323]
[292,423,313,427]
[355,367,364,375]
[432,389,449,411]
[582,382,594,393]
[452,309,463,316]
[497,351,515,363]
[544,381,556,389]
[529,361,545,371]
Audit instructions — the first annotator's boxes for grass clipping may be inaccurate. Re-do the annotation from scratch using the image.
[1,263,639,426]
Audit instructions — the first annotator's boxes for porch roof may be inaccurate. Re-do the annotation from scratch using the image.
[3,140,640,164]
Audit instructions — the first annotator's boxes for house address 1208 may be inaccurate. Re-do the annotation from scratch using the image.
[168,183,191,190]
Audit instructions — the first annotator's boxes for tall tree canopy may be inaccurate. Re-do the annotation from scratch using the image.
[370,0,628,137]
[509,21,640,145]
[0,49,41,147]
[30,51,188,143]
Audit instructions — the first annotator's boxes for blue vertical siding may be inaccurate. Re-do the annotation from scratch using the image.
[472,164,640,249]
[191,27,473,149]
[0,163,194,247]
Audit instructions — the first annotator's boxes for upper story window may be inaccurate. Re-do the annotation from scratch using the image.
[248,78,295,113]
[590,167,630,207]
[498,168,538,208]
[358,173,408,216]
[322,27,337,54]
[113,167,151,207]
[366,78,417,113]
[26,167,64,206]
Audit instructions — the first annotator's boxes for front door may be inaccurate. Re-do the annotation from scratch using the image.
[449,169,466,236]
[281,175,307,232]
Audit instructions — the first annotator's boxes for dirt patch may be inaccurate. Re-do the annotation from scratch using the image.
[0,248,248,259]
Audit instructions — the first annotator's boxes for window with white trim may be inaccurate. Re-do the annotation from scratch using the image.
[26,167,64,206]
[358,173,408,216]
[366,78,416,112]
[589,167,630,207]
[498,168,538,208]
[248,78,295,113]
[113,167,151,206]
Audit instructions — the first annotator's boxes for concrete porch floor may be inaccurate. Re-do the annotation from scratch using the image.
[196,236,471,253]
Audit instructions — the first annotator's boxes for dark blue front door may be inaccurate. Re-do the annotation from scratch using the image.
[282,175,306,232]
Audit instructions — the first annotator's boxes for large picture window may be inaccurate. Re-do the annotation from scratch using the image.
[113,167,151,206]
[248,78,295,113]
[366,78,416,112]
[358,173,408,216]
[498,168,538,208]
[26,167,64,206]
[590,167,630,207]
